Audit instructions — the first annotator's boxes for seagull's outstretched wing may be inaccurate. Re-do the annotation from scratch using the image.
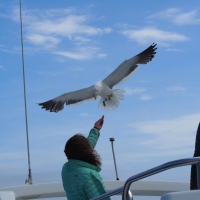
[103,43,157,88]
[39,86,94,112]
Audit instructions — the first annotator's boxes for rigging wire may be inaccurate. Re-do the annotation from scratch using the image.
[19,0,33,184]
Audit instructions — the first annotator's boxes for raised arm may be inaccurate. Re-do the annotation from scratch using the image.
[87,116,104,149]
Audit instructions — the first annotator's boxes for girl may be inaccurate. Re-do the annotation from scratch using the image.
[62,116,111,200]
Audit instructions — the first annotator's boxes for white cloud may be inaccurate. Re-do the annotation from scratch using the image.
[147,8,181,21]
[37,70,67,76]
[10,7,112,60]
[53,46,99,60]
[74,36,91,43]
[27,34,60,48]
[28,15,104,37]
[103,27,112,33]
[166,86,187,92]
[0,64,3,69]
[140,94,153,101]
[117,148,193,163]
[13,8,111,47]
[121,27,189,45]
[129,113,200,155]
[130,113,200,135]
[79,113,93,117]
[174,10,200,25]
[53,57,66,63]
[147,8,200,25]
[125,87,146,96]
[166,48,184,52]
[97,53,107,58]
[0,44,20,54]
[54,51,88,60]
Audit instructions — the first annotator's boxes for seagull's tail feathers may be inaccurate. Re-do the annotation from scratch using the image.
[98,89,125,110]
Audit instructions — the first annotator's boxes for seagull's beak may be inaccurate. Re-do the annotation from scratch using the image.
[94,94,98,100]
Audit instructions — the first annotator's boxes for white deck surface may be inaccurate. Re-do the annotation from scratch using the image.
[0,180,189,200]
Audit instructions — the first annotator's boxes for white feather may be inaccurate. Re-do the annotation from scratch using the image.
[98,89,125,110]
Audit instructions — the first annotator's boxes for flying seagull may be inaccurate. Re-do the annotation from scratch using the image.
[39,43,157,112]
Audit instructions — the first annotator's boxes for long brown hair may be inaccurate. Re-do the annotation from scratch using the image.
[64,134,101,167]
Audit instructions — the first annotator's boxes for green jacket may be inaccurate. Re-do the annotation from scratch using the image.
[62,128,111,200]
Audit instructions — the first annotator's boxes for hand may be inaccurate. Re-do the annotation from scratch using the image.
[94,115,104,130]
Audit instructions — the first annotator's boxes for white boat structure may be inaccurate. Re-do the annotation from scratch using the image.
[1,157,200,200]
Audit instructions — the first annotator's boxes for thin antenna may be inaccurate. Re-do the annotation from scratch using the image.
[19,0,33,185]
[109,138,119,180]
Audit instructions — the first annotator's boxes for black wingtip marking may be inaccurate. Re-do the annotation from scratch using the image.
[38,100,60,113]
[38,98,82,113]
[137,43,157,64]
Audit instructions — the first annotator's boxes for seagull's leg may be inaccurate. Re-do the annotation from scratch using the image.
[108,94,113,100]
[103,98,107,107]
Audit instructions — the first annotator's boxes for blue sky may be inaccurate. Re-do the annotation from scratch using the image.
[1,0,200,199]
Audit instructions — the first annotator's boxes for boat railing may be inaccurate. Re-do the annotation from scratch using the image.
[91,157,200,200]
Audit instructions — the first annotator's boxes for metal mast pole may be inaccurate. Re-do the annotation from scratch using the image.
[19,0,32,184]
[109,138,119,180]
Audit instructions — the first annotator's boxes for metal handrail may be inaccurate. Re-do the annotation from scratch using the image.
[90,157,200,200]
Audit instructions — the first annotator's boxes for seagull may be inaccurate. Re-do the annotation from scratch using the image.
[39,43,157,112]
